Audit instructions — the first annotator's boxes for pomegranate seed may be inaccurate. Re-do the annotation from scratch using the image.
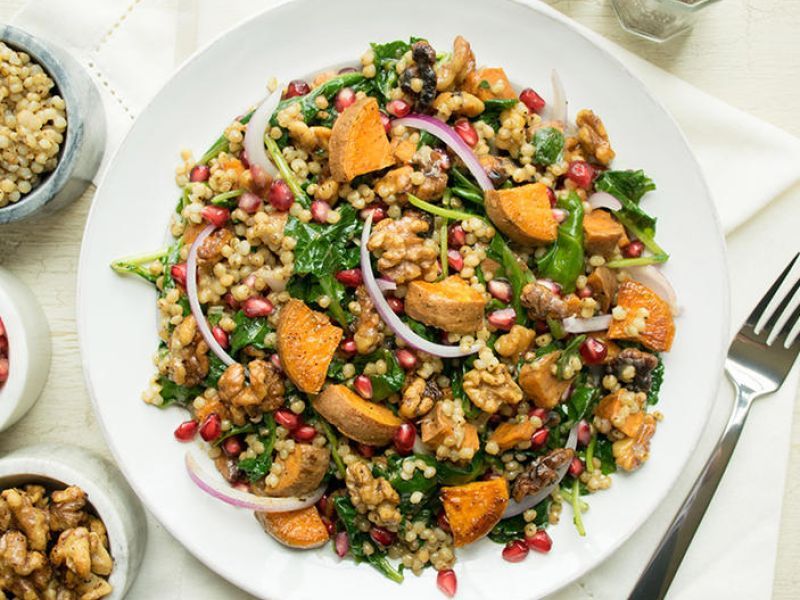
[173,420,198,442]
[357,443,376,457]
[211,326,229,349]
[311,200,331,223]
[528,407,550,424]
[487,279,512,303]
[370,526,396,546]
[519,87,546,113]
[317,494,329,515]
[335,87,356,113]
[530,427,549,449]
[567,160,596,190]
[437,570,457,598]
[238,191,262,214]
[335,268,363,287]
[223,436,243,457]
[526,529,553,553]
[502,540,529,562]
[569,457,585,477]
[199,413,221,442]
[335,531,350,557]
[579,337,607,365]
[293,425,318,442]
[201,205,230,228]
[385,99,410,118]
[447,249,464,272]
[361,205,387,223]
[623,240,645,258]
[270,353,282,371]
[340,338,357,355]
[321,516,336,536]
[578,285,593,299]
[354,375,372,399]
[437,510,451,532]
[223,292,240,310]
[386,297,404,314]
[577,420,592,446]
[379,111,392,133]
[274,409,300,431]
[545,187,557,208]
[395,349,418,370]
[189,164,210,182]
[447,224,466,248]
[285,79,310,98]
[393,423,416,455]
[534,320,549,334]
[488,308,516,331]
[268,180,294,211]
[242,297,274,318]
[170,263,188,288]
[453,118,478,147]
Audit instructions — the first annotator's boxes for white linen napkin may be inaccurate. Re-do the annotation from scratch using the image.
[10,1,800,598]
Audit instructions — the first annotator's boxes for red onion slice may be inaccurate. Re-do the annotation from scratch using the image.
[360,213,480,358]
[549,69,567,125]
[393,115,494,192]
[627,265,680,316]
[562,314,613,334]
[587,192,622,212]
[503,425,578,518]
[185,450,324,512]
[243,86,282,179]
[376,278,397,293]
[187,225,237,367]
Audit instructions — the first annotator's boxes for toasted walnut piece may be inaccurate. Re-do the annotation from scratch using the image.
[217,362,245,402]
[1,489,49,552]
[0,531,47,576]
[435,36,475,92]
[217,360,284,425]
[354,286,383,355]
[463,363,523,414]
[400,377,440,419]
[411,147,449,201]
[0,496,11,532]
[345,462,402,531]
[86,516,108,550]
[511,448,575,502]
[495,325,536,359]
[68,571,113,600]
[520,282,569,320]
[612,348,659,392]
[88,532,113,577]
[23,486,47,509]
[613,414,657,471]
[50,527,91,579]
[197,227,234,263]
[576,109,615,166]
[168,315,210,387]
[432,91,485,120]
[49,487,86,533]
[367,213,438,284]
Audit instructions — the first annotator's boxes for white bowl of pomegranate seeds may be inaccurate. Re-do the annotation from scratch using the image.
[0,266,51,431]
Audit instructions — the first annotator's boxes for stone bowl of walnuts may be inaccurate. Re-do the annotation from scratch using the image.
[0,444,147,599]
[0,25,105,223]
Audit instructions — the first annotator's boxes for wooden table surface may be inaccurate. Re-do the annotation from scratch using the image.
[1,0,798,597]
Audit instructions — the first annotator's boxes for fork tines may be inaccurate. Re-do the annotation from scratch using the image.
[749,253,800,348]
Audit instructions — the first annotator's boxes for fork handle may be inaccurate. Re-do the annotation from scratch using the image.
[628,377,757,600]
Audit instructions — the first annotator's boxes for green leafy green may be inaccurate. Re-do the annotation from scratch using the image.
[274,71,366,122]
[595,169,656,204]
[369,39,413,104]
[450,186,485,206]
[488,234,534,324]
[476,98,518,130]
[159,239,183,294]
[333,496,404,583]
[566,382,600,423]
[451,168,482,195]
[452,364,481,420]
[204,354,227,387]
[436,453,487,486]
[215,422,257,447]
[556,334,585,380]
[562,478,587,536]
[402,316,438,341]
[408,193,482,222]
[237,415,276,482]
[199,112,254,165]
[594,437,617,475]
[210,189,243,208]
[488,499,551,543]
[265,136,311,208]
[229,310,273,356]
[157,376,202,408]
[110,248,168,284]
[536,192,584,293]
[317,418,346,478]
[647,356,665,405]
[374,454,439,497]
[533,127,564,166]
[353,349,405,401]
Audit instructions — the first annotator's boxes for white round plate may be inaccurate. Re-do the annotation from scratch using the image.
[78,1,729,598]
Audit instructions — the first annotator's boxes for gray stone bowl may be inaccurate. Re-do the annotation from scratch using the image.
[0,25,105,223]
[0,444,147,599]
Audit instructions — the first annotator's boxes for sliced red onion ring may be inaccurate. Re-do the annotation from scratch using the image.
[587,191,622,212]
[627,265,680,316]
[562,314,613,334]
[503,425,578,518]
[243,85,282,179]
[393,115,494,192]
[187,224,237,367]
[361,213,480,358]
[549,69,567,125]
[185,450,324,512]
[376,278,397,293]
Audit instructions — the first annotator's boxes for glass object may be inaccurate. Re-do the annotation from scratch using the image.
[610,0,721,42]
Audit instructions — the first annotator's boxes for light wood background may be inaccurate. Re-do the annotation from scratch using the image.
[0,0,798,597]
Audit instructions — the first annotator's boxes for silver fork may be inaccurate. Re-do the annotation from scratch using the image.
[629,253,800,600]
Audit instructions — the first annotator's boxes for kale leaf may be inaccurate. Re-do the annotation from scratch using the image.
[237,415,276,482]
[204,353,227,388]
[476,98,518,130]
[488,499,551,543]
[157,376,202,408]
[647,355,665,405]
[229,310,273,356]
[533,127,565,166]
[353,348,405,401]
[595,169,656,204]
[488,234,534,324]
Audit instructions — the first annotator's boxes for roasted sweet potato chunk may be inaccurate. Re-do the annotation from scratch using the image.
[269,444,330,497]
[405,275,486,334]
[256,505,330,549]
[329,97,395,182]
[608,281,675,352]
[583,210,628,257]
[463,67,516,101]
[488,421,536,452]
[420,402,479,457]
[594,389,645,438]
[518,351,572,409]
[441,479,509,547]
[277,299,343,394]
[485,183,557,246]
[313,384,402,446]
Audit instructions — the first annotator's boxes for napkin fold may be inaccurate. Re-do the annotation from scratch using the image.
[10,1,800,599]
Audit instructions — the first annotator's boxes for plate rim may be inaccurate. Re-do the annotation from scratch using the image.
[76,1,731,597]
